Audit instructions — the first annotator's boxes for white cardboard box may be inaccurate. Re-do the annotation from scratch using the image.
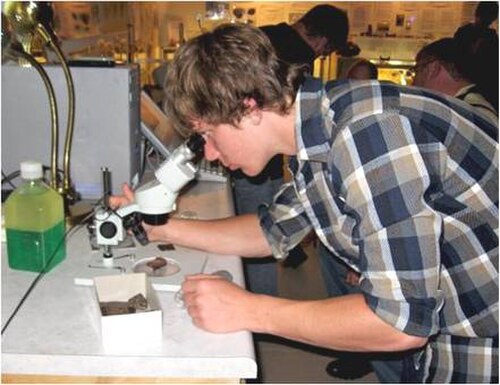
[93,273,163,352]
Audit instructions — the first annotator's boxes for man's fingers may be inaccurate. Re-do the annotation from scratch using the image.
[108,183,135,209]
[122,183,135,201]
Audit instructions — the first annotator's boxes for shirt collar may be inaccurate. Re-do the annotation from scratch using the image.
[295,76,333,163]
[454,83,476,99]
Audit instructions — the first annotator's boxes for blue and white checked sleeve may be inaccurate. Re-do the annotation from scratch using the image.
[259,181,313,260]
[331,111,444,337]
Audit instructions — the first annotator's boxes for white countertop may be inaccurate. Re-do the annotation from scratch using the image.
[1,181,257,380]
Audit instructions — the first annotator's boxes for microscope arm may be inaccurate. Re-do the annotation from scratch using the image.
[93,134,205,251]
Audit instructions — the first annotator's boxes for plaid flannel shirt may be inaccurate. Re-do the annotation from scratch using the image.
[259,78,498,382]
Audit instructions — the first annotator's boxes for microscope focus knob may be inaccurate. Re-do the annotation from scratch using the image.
[100,222,117,239]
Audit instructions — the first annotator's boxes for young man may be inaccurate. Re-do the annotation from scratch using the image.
[112,24,498,382]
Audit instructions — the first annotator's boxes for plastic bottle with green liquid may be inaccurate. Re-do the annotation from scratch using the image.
[4,161,66,272]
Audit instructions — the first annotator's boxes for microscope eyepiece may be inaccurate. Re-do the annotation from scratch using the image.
[186,134,205,154]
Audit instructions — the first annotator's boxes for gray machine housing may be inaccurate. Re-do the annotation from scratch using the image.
[2,64,141,199]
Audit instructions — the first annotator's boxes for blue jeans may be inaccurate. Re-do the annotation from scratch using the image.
[232,176,283,296]
[317,244,424,383]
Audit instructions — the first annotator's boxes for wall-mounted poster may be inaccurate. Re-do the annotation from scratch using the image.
[53,2,99,39]
[259,4,286,25]
[205,2,229,20]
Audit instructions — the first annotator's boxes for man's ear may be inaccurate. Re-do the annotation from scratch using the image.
[427,60,442,78]
[243,98,262,125]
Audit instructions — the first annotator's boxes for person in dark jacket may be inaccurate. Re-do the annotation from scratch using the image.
[454,1,499,110]
[232,4,349,298]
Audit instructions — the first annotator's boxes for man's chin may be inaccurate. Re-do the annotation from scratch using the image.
[242,170,262,177]
[235,166,260,177]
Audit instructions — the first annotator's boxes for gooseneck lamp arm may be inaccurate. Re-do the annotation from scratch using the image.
[6,45,60,189]
[2,15,59,190]
[37,23,76,198]
[3,1,78,207]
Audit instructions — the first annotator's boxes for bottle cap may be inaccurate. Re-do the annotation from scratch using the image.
[20,161,43,180]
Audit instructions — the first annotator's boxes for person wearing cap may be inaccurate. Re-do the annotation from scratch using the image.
[111,24,498,382]
[259,4,349,71]
[231,4,350,299]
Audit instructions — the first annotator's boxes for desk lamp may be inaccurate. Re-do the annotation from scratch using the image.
[3,1,79,210]
[2,14,60,189]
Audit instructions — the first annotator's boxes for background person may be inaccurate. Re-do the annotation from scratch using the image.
[343,57,378,80]
[320,54,379,380]
[412,37,497,122]
[232,4,349,298]
[454,1,499,111]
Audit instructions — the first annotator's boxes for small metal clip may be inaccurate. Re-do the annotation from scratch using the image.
[88,264,126,274]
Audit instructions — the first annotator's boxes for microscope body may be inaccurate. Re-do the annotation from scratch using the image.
[93,134,204,253]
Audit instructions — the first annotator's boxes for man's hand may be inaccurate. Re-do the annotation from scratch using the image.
[181,274,256,333]
[301,230,318,247]
[107,183,165,243]
[345,270,360,286]
[108,183,135,209]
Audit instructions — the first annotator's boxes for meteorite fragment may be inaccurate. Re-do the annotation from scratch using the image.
[128,293,148,311]
[146,257,167,271]
[100,293,149,315]
[100,301,131,316]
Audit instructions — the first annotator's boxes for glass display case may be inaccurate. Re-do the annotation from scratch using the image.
[373,59,414,85]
